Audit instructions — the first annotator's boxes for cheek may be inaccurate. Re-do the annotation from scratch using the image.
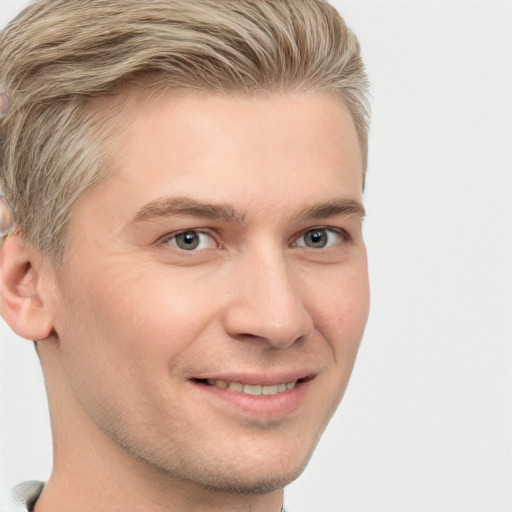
[54,262,210,380]
[308,263,370,358]
[63,260,210,340]
[60,264,234,415]
[52,263,220,426]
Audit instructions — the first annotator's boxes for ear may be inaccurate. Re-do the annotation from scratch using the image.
[0,234,55,341]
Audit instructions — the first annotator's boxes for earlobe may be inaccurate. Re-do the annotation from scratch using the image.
[0,234,55,341]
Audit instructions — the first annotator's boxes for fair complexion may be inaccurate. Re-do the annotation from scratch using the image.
[1,90,369,512]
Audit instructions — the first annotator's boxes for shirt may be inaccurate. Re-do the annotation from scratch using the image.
[0,481,44,512]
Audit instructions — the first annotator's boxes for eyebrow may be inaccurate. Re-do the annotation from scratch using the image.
[131,195,365,225]
[295,197,366,222]
[132,196,246,224]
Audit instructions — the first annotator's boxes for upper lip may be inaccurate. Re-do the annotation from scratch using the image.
[191,370,317,386]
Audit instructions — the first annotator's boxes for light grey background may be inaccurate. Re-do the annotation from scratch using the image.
[1,1,511,511]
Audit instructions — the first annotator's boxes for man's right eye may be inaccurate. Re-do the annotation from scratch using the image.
[163,230,218,251]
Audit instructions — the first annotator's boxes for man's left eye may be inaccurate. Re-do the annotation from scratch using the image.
[166,230,217,251]
[294,228,346,249]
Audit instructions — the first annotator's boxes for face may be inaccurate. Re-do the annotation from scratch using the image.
[47,90,369,493]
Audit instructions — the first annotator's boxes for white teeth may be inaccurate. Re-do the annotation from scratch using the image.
[228,382,243,392]
[206,379,297,395]
[262,384,278,395]
[243,384,262,395]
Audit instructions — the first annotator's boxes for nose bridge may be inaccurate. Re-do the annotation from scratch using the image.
[224,245,315,348]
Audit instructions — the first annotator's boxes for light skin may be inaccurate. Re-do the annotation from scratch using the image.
[1,90,369,512]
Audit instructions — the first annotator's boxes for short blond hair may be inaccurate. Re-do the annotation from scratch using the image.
[0,0,370,262]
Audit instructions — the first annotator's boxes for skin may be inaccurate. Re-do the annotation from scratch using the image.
[1,90,369,512]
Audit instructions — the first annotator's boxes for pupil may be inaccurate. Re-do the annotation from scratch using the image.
[306,230,327,248]
[177,232,199,250]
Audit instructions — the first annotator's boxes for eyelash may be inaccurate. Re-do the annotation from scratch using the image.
[292,227,351,249]
[159,229,219,251]
[158,226,351,252]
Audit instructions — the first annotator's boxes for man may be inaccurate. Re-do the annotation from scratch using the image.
[0,1,370,510]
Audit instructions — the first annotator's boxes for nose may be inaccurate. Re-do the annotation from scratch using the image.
[223,251,315,349]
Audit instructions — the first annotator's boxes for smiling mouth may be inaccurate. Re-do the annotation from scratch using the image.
[192,377,312,396]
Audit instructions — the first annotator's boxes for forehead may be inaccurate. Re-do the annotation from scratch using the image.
[93,86,361,167]
[116,88,361,177]
[75,89,364,234]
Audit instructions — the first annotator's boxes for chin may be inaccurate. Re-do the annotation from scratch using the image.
[132,433,317,497]
[188,460,309,495]
[178,436,318,496]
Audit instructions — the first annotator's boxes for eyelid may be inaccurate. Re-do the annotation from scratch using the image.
[292,226,351,248]
[158,228,220,251]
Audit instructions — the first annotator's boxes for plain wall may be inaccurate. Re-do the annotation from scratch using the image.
[1,1,511,510]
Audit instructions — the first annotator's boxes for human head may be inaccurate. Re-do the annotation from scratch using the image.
[0,2,371,509]
[0,0,369,262]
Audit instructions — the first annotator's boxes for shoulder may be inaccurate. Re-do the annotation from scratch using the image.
[0,482,44,512]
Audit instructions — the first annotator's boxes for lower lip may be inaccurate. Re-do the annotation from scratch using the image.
[191,380,311,419]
